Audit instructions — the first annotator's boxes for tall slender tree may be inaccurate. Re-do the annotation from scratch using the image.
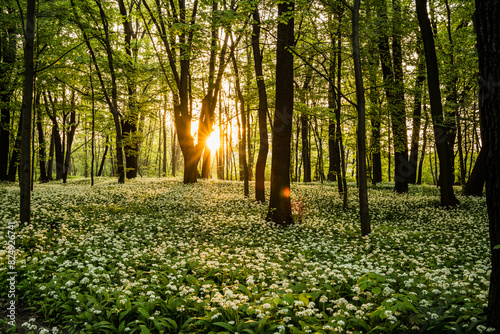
[252,4,269,203]
[352,0,371,236]
[267,0,294,226]
[416,0,458,206]
[20,0,36,223]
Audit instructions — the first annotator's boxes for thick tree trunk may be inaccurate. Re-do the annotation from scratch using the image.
[416,0,459,207]
[267,0,294,226]
[352,0,371,236]
[20,0,35,224]
[252,5,269,202]
[474,0,500,328]
[118,0,139,180]
[122,119,139,179]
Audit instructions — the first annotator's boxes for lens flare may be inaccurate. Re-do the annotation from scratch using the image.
[206,128,220,152]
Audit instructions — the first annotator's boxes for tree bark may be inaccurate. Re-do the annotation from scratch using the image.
[97,135,109,177]
[462,148,486,197]
[417,107,429,184]
[20,0,35,224]
[35,94,48,182]
[0,18,17,181]
[267,0,294,226]
[474,0,500,328]
[232,54,249,197]
[409,40,426,184]
[416,0,459,206]
[252,5,269,202]
[44,92,64,180]
[352,0,371,236]
[62,102,77,183]
[118,0,140,180]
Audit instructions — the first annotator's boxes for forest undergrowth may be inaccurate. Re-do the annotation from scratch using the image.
[0,178,493,334]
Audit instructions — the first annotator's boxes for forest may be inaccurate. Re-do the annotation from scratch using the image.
[1,0,500,333]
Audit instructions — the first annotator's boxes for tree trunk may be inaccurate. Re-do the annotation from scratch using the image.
[474,0,500,328]
[409,40,426,184]
[44,92,64,180]
[232,55,249,197]
[366,33,382,185]
[118,0,139,180]
[267,0,294,226]
[252,5,269,202]
[416,0,459,207]
[7,114,21,182]
[0,22,16,181]
[47,128,54,180]
[392,0,409,193]
[377,0,408,193]
[35,94,48,182]
[352,0,371,236]
[300,70,312,183]
[335,13,348,209]
[62,93,77,183]
[328,60,341,183]
[417,107,429,184]
[463,148,486,196]
[301,113,311,182]
[20,0,35,224]
[97,135,109,177]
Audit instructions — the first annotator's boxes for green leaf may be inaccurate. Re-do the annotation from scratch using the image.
[118,321,125,333]
[494,244,500,250]
[139,325,151,334]
[138,307,150,320]
[165,318,178,330]
[372,287,382,295]
[213,322,236,332]
[84,311,93,322]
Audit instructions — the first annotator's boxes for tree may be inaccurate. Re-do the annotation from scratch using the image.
[20,0,36,224]
[299,69,312,183]
[474,0,500,328]
[409,38,426,184]
[352,0,371,236]
[463,148,486,196]
[267,0,294,227]
[416,0,458,207]
[376,0,408,193]
[0,3,18,181]
[252,4,269,203]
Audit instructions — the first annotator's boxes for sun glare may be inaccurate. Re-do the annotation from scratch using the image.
[206,128,220,152]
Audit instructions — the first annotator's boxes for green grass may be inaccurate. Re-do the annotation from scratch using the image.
[0,178,493,333]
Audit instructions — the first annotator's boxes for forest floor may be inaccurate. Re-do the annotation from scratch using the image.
[0,178,493,333]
